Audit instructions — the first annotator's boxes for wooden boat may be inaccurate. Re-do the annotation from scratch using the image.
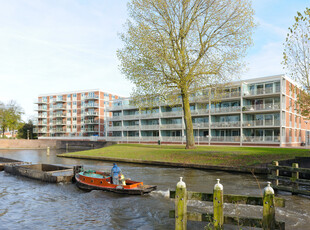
[75,170,157,195]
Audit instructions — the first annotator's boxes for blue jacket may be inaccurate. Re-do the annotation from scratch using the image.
[111,164,121,177]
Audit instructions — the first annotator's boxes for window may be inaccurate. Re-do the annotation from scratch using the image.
[73,101,77,105]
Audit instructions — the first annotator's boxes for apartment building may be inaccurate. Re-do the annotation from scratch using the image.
[34,90,120,139]
[106,75,310,147]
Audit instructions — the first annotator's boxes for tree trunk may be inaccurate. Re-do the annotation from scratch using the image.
[181,88,195,149]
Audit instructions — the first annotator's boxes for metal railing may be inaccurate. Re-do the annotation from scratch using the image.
[243,103,280,112]
[243,136,280,143]
[211,136,241,142]
[160,124,183,129]
[243,120,280,127]
[210,121,240,128]
[210,106,241,114]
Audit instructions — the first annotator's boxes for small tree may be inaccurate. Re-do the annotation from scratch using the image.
[118,0,255,149]
[0,101,23,138]
[17,120,38,139]
[283,8,310,117]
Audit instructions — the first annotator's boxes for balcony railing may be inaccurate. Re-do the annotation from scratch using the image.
[35,100,48,104]
[109,126,123,131]
[193,123,209,128]
[161,111,183,117]
[36,107,48,111]
[84,120,99,124]
[54,113,66,117]
[84,95,99,100]
[56,98,66,102]
[84,128,99,132]
[210,106,241,114]
[124,125,140,130]
[161,124,183,129]
[140,125,160,130]
[54,106,66,110]
[191,109,209,116]
[84,103,99,108]
[84,112,99,116]
[139,113,160,119]
[37,123,48,126]
[243,103,280,112]
[210,121,240,128]
[33,128,48,133]
[211,136,240,142]
[243,87,281,96]
[243,136,280,143]
[37,114,48,118]
[122,114,139,120]
[243,120,280,127]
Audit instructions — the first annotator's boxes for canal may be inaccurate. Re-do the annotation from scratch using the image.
[0,149,309,230]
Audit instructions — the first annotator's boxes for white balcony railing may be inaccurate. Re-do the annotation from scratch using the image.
[243,120,280,127]
[243,103,280,112]
[160,124,183,129]
[210,121,240,128]
[193,123,209,128]
[140,125,160,130]
[210,106,241,114]
[211,136,241,142]
[243,136,280,143]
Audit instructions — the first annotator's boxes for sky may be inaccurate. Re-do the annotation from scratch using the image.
[0,0,309,120]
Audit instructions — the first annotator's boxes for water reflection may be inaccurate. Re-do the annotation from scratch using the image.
[0,149,309,229]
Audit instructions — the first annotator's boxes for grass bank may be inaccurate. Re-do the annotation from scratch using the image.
[58,144,310,167]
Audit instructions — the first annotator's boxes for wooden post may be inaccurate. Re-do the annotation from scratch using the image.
[47,147,50,155]
[66,143,69,152]
[292,163,299,195]
[271,161,279,186]
[175,177,187,230]
[213,179,224,230]
[262,182,275,230]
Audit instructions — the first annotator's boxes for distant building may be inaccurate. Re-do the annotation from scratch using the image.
[106,75,310,147]
[34,89,121,140]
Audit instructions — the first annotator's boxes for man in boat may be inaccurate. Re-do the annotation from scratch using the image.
[111,163,121,185]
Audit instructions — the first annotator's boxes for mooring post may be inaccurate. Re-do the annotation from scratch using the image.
[262,182,275,230]
[271,161,279,186]
[213,179,224,230]
[66,143,69,152]
[292,163,299,195]
[47,147,50,155]
[175,177,187,230]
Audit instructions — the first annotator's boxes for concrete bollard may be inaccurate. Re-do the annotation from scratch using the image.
[271,161,279,186]
[213,179,224,230]
[47,147,50,156]
[262,182,275,230]
[175,177,187,230]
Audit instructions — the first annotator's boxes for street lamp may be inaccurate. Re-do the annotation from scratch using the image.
[197,124,200,146]
[305,121,308,147]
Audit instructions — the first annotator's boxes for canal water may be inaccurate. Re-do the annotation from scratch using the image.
[0,149,309,230]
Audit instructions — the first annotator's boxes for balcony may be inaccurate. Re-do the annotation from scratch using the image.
[124,125,140,130]
[191,109,209,116]
[243,103,280,112]
[55,129,66,133]
[108,126,123,131]
[52,121,66,126]
[193,123,209,128]
[210,121,240,128]
[84,128,99,132]
[54,113,66,118]
[84,95,99,100]
[37,114,48,118]
[161,111,183,117]
[84,112,99,116]
[210,106,241,114]
[54,106,66,110]
[35,100,48,104]
[56,98,66,102]
[84,103,99,108]
[243,120,280,127]
[37,123,48,126]
[140,113,160,119]
[33,128,48,133]
[122,114,139,120]
[211,136,241,142]
[84,120,99,124]
[243,136,280,143]
[36,107,48,111]
[243,87,280,97]
[140,125,160,130]
[190,95,209,103]
[161,124,183,129]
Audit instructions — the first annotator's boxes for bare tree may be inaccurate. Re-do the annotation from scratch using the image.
[117,0,255,149]
[283,8,310,117]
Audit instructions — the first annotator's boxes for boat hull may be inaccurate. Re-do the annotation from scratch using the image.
[75,172,156,195]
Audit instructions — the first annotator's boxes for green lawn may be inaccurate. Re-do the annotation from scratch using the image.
[58,144,310,167]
